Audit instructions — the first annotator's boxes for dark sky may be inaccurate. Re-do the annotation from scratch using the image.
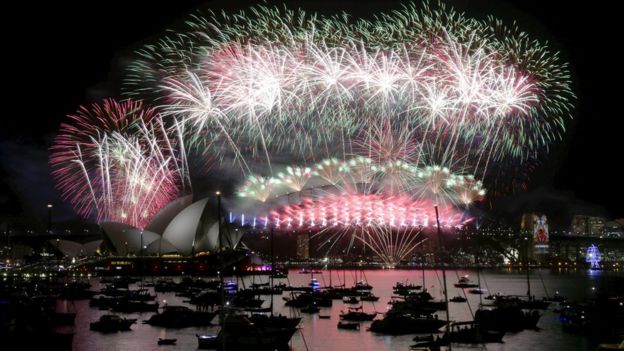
[1,0,622,226]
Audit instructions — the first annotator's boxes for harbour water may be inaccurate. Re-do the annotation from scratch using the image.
[67,268,618,351]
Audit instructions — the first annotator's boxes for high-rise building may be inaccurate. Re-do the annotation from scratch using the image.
[520,213,549,243]
[520,213,535,234]
[296,234,309,259]
[520,213,549,257]
[604,221,623,238]
[571,215,605,237]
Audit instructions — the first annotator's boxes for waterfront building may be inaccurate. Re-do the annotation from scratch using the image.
[604,221,623,238]
[571,215,606,237]
[521,213,549,258]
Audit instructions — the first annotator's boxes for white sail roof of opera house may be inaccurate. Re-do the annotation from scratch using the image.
[162,197,242,256]
[145,195,193,236]
[201,220,244,251]
[145,238,179,255]
[100,222,160,255]
[100,196,244,256]
[83,240,103,255]
[48,239,103,257]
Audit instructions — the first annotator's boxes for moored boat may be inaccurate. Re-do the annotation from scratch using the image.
[90,314,136,332]
[196,314,298,350]
[450,295,467,303]
[301,304,321,313]
[340,306,377,321]
[157,338,177,345]
[145,305,215,328]
[454,276,479,288]
[369,311,447,335]
[337,321,360,330]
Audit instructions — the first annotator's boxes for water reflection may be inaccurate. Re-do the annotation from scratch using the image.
[69,269,614,351]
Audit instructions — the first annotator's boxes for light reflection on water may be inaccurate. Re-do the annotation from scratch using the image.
[68,269,612,351]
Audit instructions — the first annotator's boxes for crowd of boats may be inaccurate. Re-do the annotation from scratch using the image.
[1,268,622,350]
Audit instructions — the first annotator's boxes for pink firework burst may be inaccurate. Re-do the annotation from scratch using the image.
[268,192,466,230]
[263,192,468,265]
[49,98,184,229]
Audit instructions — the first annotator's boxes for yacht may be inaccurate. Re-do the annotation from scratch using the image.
[90,314,136,332]
[197,314,299,350]
[454,276,479,288]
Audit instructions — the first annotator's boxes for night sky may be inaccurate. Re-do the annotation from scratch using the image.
[1,0,622,227]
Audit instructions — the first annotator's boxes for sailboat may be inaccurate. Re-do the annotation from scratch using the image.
[369,206,449,336]
[410,209,508,347]
[324,267,350,299]
[441,248,507,345]
[410,321,505,349]
[197,193,300,350]
[340,305,377,321]
[352,269,373,291]
[474,239,541,332]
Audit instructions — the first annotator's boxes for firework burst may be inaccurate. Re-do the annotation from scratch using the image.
[130,2,572,176]
[50,99,189,229]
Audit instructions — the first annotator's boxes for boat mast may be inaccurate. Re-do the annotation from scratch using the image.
[217,191,226,351]
[422,262,426,291]
[526,235,531,298]
[329,262,332,288]
[435,205,451,351]
[270,225,274,317]
[476,249,482,307]
[140,231,144,290]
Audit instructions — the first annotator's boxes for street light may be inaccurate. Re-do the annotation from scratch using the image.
[56,238,60,272]
[47,203,53,235]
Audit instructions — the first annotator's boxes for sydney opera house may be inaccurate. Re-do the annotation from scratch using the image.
[51,195,244,258]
